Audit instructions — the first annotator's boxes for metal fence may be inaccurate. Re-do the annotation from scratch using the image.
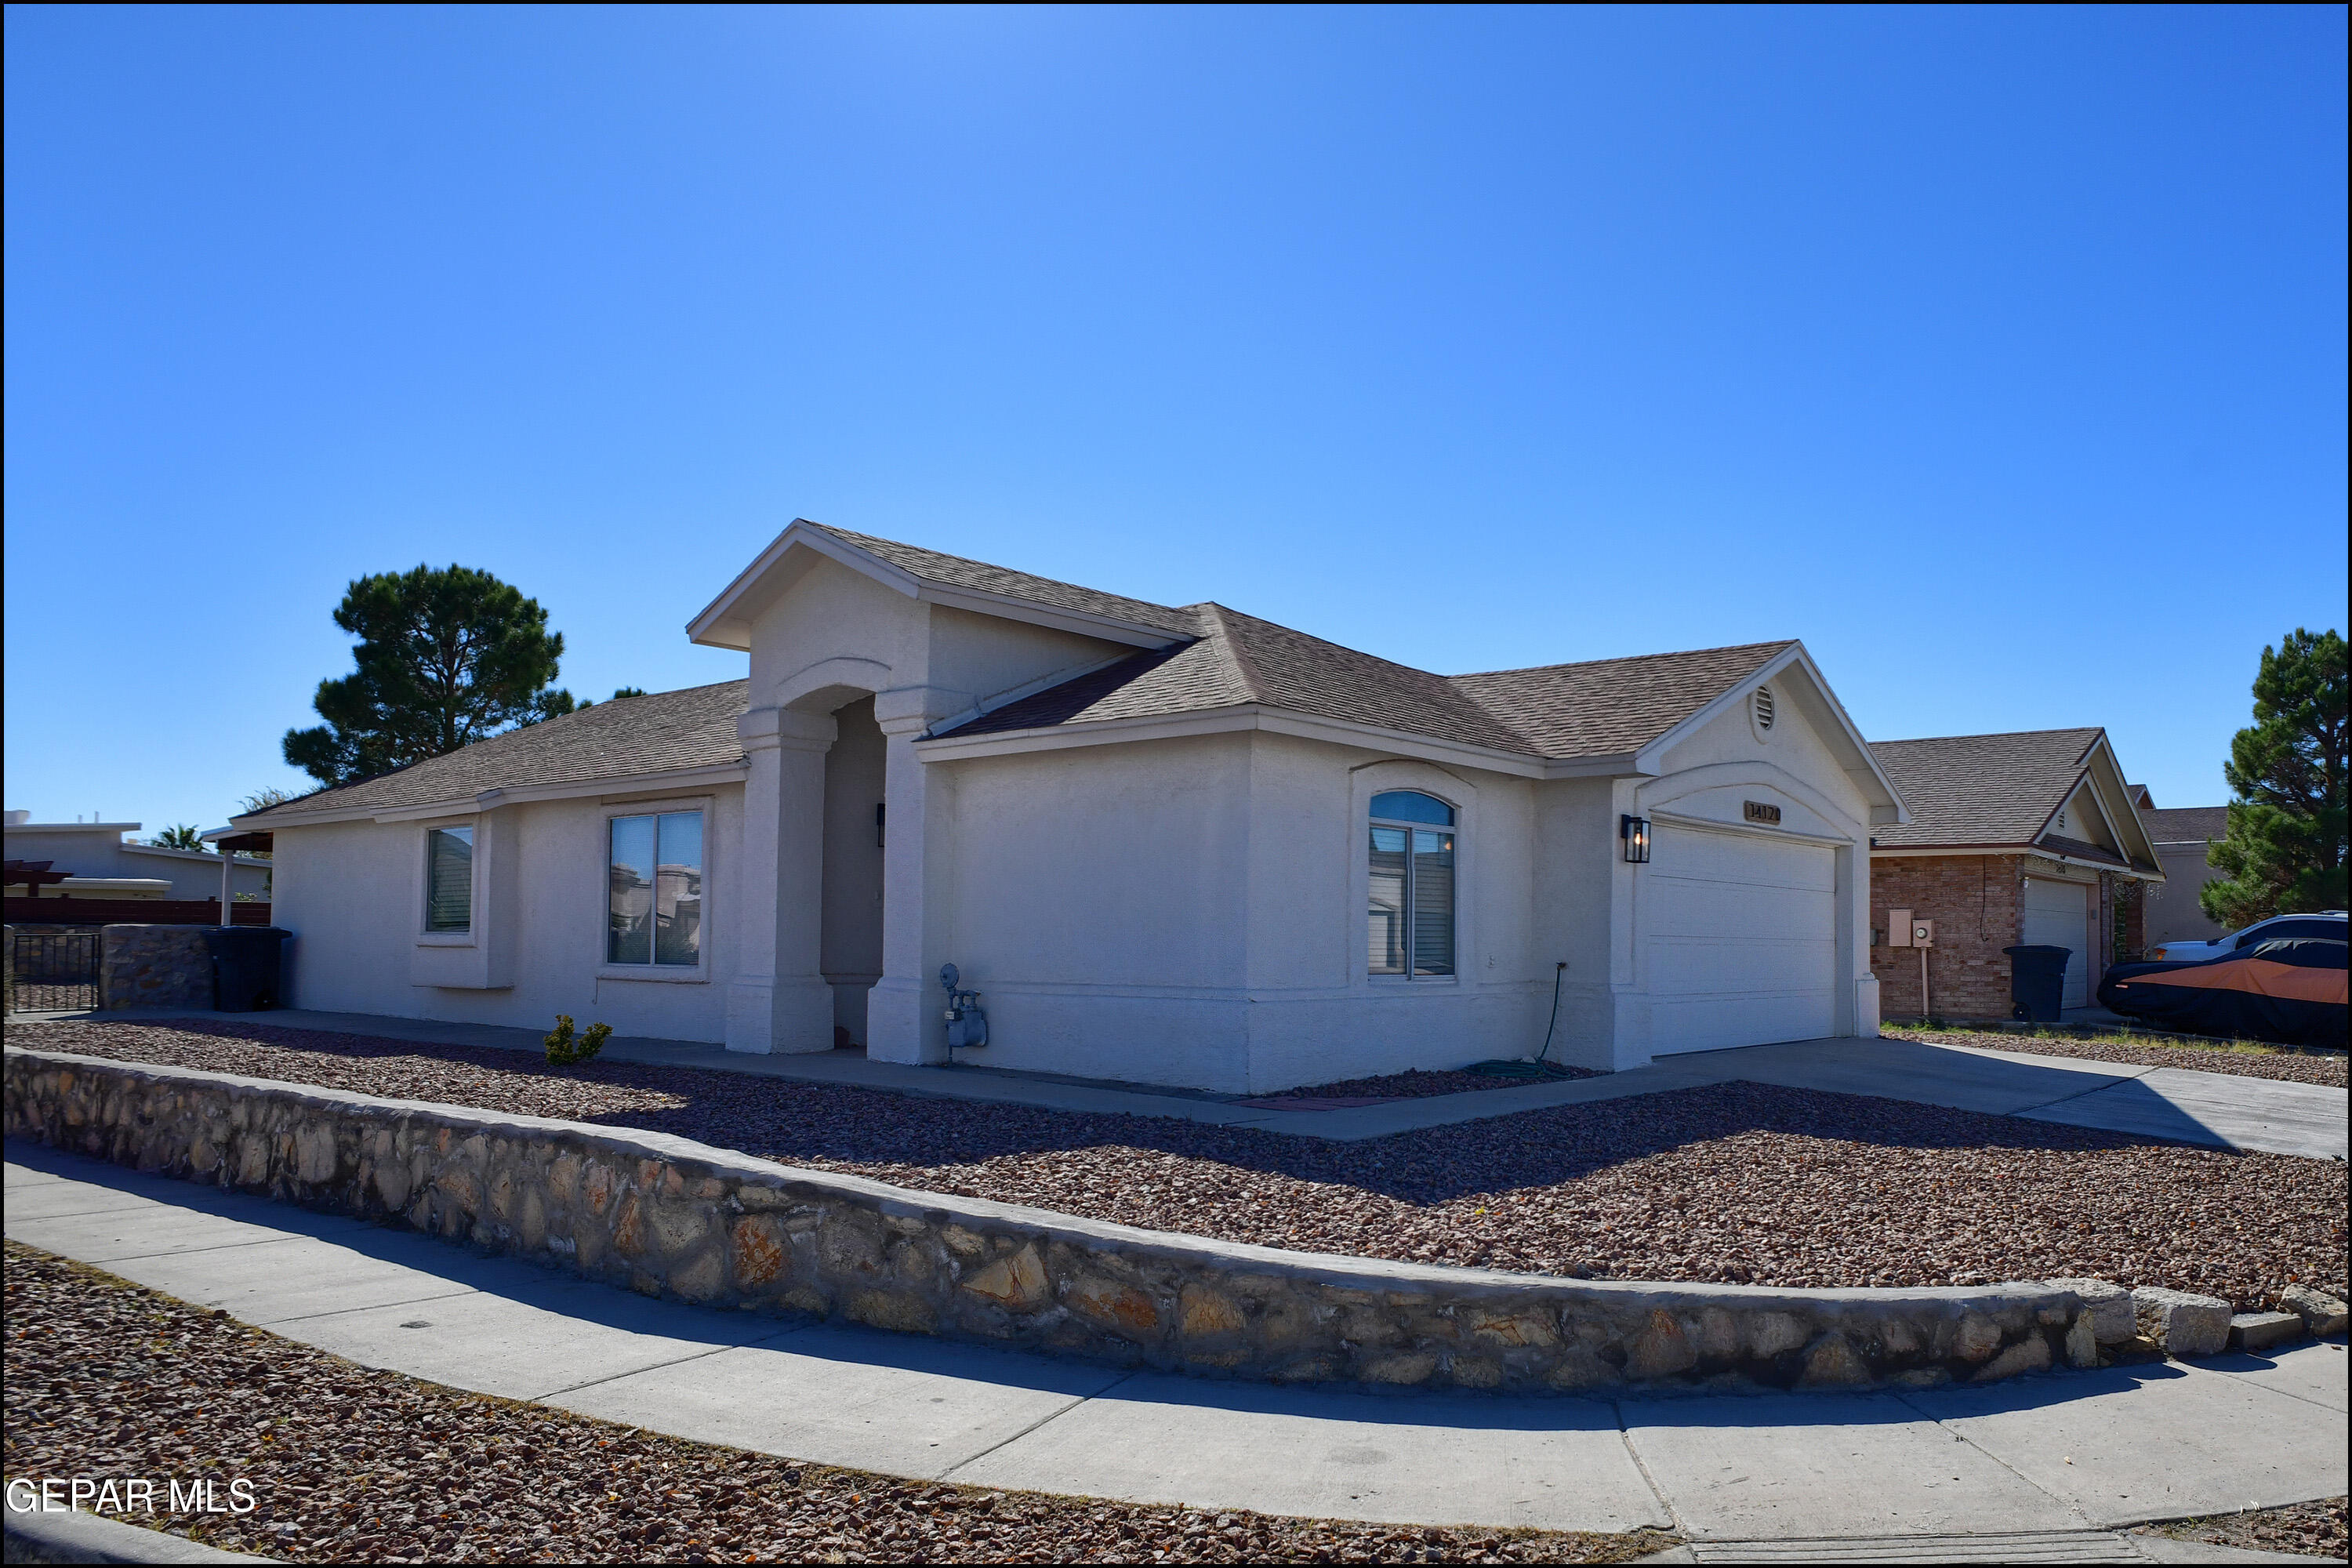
[8,927,99,1012]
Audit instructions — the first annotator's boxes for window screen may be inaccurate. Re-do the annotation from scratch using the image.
[1368,794,1454,978]
[425,826,474,933]
[610,811,704,966]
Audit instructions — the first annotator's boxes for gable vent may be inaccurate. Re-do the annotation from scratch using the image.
[1753,686,1775,732]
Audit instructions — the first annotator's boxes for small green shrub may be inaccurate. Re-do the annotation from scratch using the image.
[544,1014,613,1066]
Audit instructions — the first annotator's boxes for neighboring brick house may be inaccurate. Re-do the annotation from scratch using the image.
[1865,729,2165,1020]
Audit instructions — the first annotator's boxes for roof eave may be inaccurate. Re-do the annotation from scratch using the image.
[1867,839,2166,881]
[231,759,753,830]
[687,520,921,650]
[688,520,1186,652]
[916,702,1573,779]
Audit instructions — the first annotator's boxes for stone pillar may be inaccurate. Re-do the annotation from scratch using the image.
[725,707,838,1054]
[866,687,965,1065]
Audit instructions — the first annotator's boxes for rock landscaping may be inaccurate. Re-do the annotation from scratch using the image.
[5,1045,2141,1393]
[12,1019,2343,1323]
[1887,1023,2349,1087]
[2,1243,1674,1565]
[2133,1497,2347,1562]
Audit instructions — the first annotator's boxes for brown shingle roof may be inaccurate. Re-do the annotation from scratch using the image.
[946,604,1537,750]
[946,612,1788,762]
[804,523,1200,639]
[1866,729,2101,849]
[245,681,751,818]
[260,532,1813,818]
[2144,805,2230,844]
[1447,642,1795,759]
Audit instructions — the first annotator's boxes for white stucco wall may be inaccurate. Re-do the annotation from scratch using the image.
[747,557,1127,718]
[910,729,1554,1094]
[272,785,746,1043]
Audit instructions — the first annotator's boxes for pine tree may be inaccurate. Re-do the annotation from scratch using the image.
[2201,628,2348,927]
[283,564,575,787]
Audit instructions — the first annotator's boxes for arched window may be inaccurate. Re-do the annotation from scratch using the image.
[1368,790,1454,978]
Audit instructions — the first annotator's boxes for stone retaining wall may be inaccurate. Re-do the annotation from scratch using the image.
[3,1046,2108,1395]
[97,926,213,1011]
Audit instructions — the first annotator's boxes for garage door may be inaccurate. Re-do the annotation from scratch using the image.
[2021,877,2090,1009]
[1642,822,1838,1054]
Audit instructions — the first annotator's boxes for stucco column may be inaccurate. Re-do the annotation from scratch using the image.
[866,686,964,1065]
[219,848,234,926]
[725,706,837,1054]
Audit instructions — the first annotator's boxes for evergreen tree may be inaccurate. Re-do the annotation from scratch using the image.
[2201,628,2347,927]
[283,564,576,787]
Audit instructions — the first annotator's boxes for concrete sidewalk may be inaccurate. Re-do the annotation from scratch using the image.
[6,1145,2343,1561]
[22,1006,2347,1160]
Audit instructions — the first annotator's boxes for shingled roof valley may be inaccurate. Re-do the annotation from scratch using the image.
[252,529,1805,816]
[941,607,1791,760]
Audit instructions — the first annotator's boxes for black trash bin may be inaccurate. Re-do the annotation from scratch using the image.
[204,927,289,1012]
[2003,944,2070,1023]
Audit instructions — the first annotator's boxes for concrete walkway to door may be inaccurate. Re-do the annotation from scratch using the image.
[18,1006,2347,1160]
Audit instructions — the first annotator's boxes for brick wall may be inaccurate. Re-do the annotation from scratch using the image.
[2121,877,2146,960]
[1869,854,2025,1022]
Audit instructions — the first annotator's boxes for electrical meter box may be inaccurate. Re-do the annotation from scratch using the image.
[1911,919,1935,947]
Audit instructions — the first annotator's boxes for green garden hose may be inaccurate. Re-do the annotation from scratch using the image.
[1467,962,1577,1079]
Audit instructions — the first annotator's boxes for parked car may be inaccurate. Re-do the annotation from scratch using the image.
[2097,935,2347,1047]
[2145,910,2346,964]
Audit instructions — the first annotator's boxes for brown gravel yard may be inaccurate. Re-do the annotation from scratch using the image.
[0,1243,1668,1565]
[9,1018,2347,1312]
[2136,1497,2347,1560]
[1886,1023,2350,1087]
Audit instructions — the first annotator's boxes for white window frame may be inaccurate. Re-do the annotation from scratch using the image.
[1367,789,1461,983]
[416,818,478,946]
[596,795,714,983]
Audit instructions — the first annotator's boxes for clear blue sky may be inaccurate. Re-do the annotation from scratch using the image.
[6,5,2344,833]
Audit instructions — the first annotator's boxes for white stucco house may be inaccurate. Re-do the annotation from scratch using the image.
[230,522,1907,1092]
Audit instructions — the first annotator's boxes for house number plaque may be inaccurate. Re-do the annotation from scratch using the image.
[1742,800,1782,826]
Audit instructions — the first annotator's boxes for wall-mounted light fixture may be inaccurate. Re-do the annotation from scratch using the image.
[1621,815,1650,863]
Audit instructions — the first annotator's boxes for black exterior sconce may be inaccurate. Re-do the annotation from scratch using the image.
[1621,815,1651,863]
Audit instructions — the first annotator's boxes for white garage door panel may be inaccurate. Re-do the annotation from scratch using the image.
[1644,824,1838,1054]
[1646,877,1838,938]
[2020,877,2091,1009]
[1657,829,1838,892]
[1652,994,1839,1054]
[1649,935,1838,994]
